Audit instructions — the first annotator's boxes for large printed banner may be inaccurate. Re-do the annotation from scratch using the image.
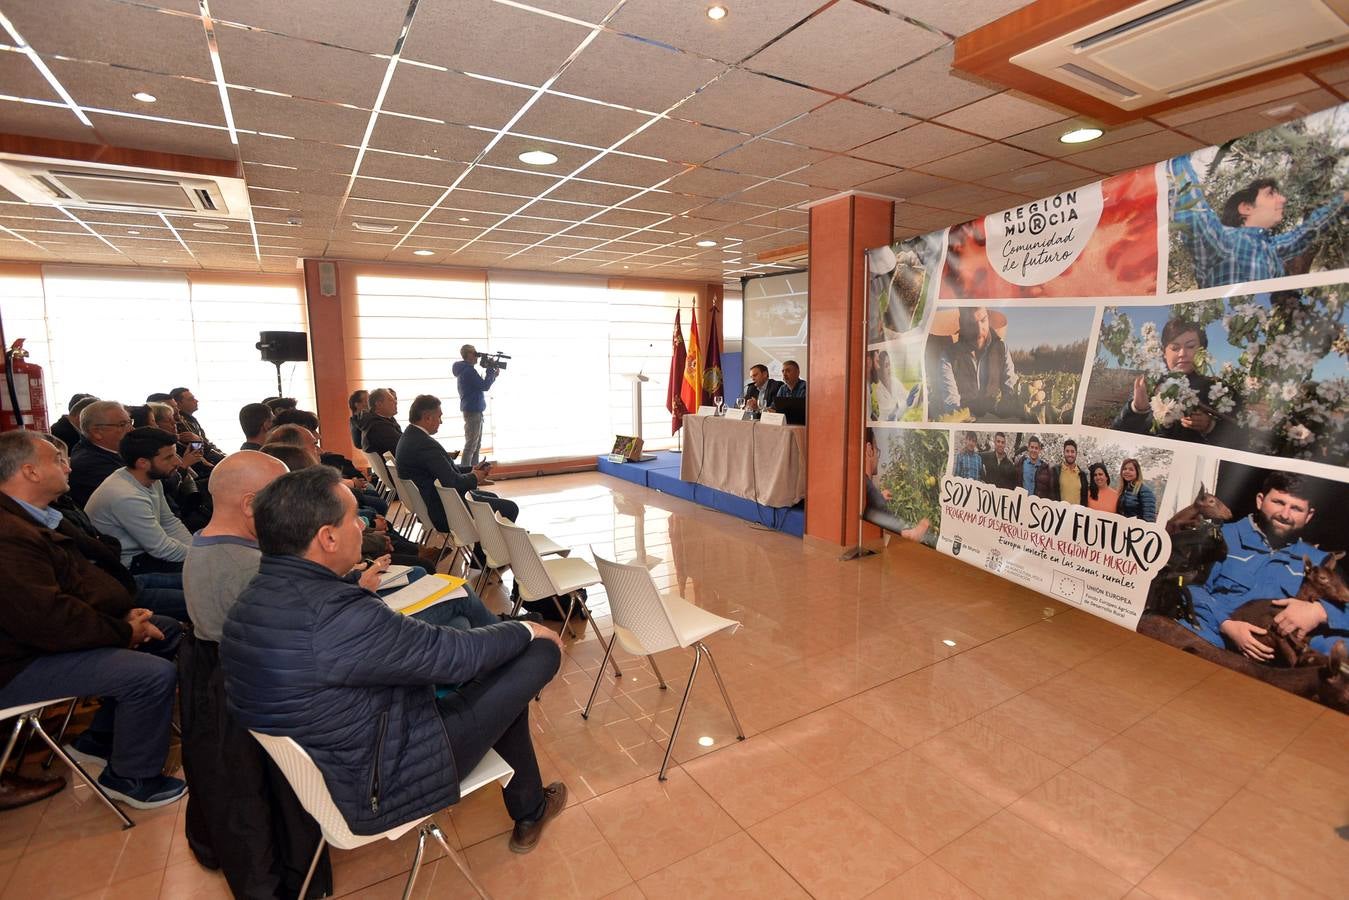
[865,103,1349,712]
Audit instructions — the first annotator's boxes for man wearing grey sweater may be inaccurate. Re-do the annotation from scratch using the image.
[86,428,192,572]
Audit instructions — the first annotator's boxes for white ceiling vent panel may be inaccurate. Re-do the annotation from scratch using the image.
[0,153,251,219]
[1012,0,1349,110]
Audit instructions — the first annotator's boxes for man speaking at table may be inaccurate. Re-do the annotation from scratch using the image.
[452,344,498,467]
[744,365,782,413]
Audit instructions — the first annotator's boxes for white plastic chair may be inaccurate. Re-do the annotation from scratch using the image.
[363,451,413,537]
[251,732,513,900]
[587,552,745,780]
[495,518,621,678]
[434,480,480,577]
[463,493,569,598]
[385,461,451,567]
[0,698,134,828]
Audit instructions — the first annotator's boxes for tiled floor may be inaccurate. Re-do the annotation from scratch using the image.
[2,472,1347,898]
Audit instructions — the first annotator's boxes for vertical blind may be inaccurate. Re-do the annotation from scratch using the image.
[4,266,314,445]
[349,270,695,461]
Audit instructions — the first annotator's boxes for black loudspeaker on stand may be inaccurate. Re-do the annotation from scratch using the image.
[256,331,309,397]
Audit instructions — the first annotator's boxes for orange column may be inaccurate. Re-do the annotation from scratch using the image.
[805,194,894,546]
[302,259,357,459]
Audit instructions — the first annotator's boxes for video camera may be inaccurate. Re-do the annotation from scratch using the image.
[479,351,511,371]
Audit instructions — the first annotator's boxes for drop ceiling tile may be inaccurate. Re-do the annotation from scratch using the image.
[665,166,761,200]
[563,223,633,241]
[10,220,88,235]
[216,27,387,107]
[5,0,213,79]
[383,64,534,129]
[850,45,998,119]
[706,138,826,178]
[402,0,593,85]
[1064,130,1204,174]
[88,114,236,159]
[477,228,549,247]
[1175,90,1341,146]
[791,154,899,190]
[746,1,946,94]
[512,93,655,148]
[538,234,604,251]
[744,208,808,229]
[552,30,726,112]
[871,0,1027,36]
[508,215,576,234]
[934,91,1067,139]
[456,166,562,198]
[444,191,556,215]
[352,177,454,206]
[239,135,359,171]
[577,154,687,188]
[343,198,425,221]
[367,117,493,163]
[357,151,465,186]
[209,0,409,54]
[893,202,961,231]
[230,89,369,144]
[917,142,1044,180]
[75,211,171,228]
[244,164,350,196]
[1002,117,1158,158]
[331,225,402,245]
[687,200,771,223]
[503,198,596,221]
[479,134,598,174]
[675,69,822,134]
[610,0,822,65]
[0,99,100,143]
[729,179,833,209]
[976,159,1098,194]
[766,99,916,152]
[855,168,959,198]
[906,183,1026,215]
[1152,75,1322,126]
[852,121,984,168]
[617,190,698,215]
[618,118,747,165]
[179,230,255,246]
[546,179,640,207]
[0,50,60,102]
[1314,59,1349,82]
[426,208,509,229]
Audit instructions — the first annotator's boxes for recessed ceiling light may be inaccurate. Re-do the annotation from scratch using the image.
[132,91,157,103]
[192,221,230,231]
[352,221,397,233]
[706,5,728,20]
[413,249,434,256]
[518,149,559,166]
[1059,127,1103,144]
[942,639,957,647]
[457,216,470,222]
[127,230,140,235]
[696,239,717,247]
[697,736,715,747]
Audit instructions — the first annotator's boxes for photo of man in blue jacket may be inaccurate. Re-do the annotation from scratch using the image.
[221,465,567,852]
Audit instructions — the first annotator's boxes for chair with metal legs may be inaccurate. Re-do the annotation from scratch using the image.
[385,462,452,569]
[363,451,413,537]
[0,698,134,828]
[587,552,744,781]
[463,494,568,598]
[251,732,513,900]
[434,480,481,578]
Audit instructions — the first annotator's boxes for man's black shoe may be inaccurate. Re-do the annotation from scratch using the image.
[499,611,544,624]
[509,782,567,854]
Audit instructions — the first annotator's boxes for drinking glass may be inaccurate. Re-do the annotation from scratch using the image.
[714,394,724,415]
[735,398,746,411]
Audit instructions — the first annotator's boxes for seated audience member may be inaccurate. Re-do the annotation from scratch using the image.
[179,450,331,896]
[129,405,153,428]
[263,396,298,416]
[69,400,134,507]
[396,394,515,535]
[238,402,274,452]
[85,429,193,621]
[0,430,185,809]
[52,394,96,450]
[349,390,370,453]
[148,401,211,529]
[169,387,225,464]
[360,387,403,457]
[221,466,568,852]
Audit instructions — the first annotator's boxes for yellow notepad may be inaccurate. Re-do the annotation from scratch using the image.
[383,573,469,616]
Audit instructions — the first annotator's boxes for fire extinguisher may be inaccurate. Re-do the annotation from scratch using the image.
[1,338,49,433]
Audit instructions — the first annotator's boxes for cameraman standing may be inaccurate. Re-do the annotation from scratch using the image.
[453,344,498,467]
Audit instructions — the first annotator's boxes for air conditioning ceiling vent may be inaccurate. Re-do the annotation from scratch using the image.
[0,154,249,219]
[1011,0,1349,110]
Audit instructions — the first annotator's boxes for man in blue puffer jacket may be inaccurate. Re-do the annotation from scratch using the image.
[221,466,567,852]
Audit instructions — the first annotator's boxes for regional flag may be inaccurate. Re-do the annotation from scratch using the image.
[702,304,723,406]
[680,307,701,418]
[667,308,687,432]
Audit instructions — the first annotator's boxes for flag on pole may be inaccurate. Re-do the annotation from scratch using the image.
[680,307,701,419]
[667,308,687,432]
[702,304,723,406]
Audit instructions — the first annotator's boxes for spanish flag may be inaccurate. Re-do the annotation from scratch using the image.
[680,307,701,419]
[667,308,687,432]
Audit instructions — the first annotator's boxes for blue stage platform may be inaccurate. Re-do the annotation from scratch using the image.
[597,450,805,536]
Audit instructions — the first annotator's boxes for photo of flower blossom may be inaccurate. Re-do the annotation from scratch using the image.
[1084,287,1348,463]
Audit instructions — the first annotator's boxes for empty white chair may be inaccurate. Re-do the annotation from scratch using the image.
[0,698,134,828]
[587,552,744,781]
[364,451,414,538]
[434,480,480,577]
[252,732,512,900]
[385,460,451,567]
[464,493,569,598]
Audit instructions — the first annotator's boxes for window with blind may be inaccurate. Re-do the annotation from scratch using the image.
[348,270,694,462]
[6,266,314,445]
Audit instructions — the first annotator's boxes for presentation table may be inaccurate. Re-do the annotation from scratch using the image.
[679,414,807,507]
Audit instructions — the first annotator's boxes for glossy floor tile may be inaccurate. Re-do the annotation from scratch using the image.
[2,472,1345,898]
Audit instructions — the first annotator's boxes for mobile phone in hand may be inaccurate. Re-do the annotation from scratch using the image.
[189,441,204,453]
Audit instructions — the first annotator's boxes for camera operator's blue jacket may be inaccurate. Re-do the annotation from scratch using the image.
[1182,516,1347,653]
[220,554,530,835]
[452,360,497,413]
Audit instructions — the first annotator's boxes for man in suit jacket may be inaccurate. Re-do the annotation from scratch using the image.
[395,395,517,534]
[360,388,404,458]
[744,364,783,412]
[69,401,134,508]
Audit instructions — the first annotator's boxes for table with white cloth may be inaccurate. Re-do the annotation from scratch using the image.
[679,414,807,507]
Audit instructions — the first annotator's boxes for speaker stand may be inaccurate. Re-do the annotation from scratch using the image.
[270,361,284,398]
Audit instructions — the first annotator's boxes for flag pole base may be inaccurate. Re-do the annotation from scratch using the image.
[839,546,878,561]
